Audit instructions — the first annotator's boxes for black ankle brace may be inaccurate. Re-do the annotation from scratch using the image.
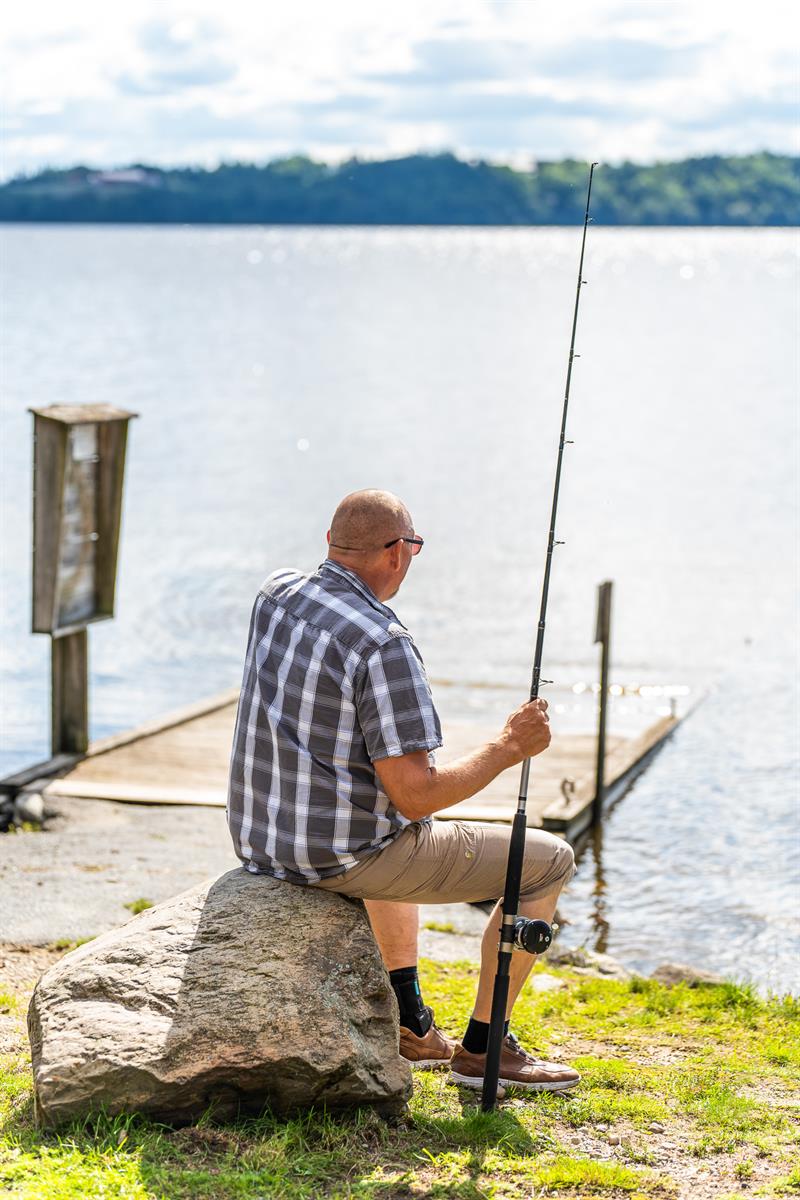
[389,966,432,1036]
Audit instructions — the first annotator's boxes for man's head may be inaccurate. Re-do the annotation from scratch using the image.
[327,489,422,601]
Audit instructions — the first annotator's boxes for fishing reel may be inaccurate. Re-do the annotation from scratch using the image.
[513,917,556,955]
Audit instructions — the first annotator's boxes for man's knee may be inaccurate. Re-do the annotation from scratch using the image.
[520,831,575,900]
[552,837,575,888]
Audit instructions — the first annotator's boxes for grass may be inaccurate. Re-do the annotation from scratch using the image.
[124,899,154,915]
[0,1107,666,1200]
[1,958,798,1199]
[423,922,458,935]
[47,937,95,953]
[772,1165,800,1193]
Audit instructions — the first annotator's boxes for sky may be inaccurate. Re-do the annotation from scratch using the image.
[1,0,798,179]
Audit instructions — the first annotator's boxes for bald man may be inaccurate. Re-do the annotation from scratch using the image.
[227,490,579,1095]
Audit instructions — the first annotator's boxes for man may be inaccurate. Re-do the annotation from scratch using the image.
[227,489,579,1094]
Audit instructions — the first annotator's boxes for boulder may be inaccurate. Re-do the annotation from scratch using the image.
[650,962,727,987]
[547,946,632,980]
[13,790,45,826]
[28,868,411,1128]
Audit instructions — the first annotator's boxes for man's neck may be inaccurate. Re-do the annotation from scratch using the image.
[326,554,388,602]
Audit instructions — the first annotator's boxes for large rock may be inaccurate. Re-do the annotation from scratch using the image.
[28,868,411,1127]
[547,945,632,980]
[651,961,727,987]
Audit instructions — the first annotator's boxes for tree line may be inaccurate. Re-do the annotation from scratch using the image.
[1,152,797,225]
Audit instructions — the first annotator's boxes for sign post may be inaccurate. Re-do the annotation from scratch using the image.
[30,404,137,755]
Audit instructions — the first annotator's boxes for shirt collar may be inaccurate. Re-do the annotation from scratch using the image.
[320,559,406,628]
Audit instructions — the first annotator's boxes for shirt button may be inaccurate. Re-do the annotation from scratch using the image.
[465,850,474,859]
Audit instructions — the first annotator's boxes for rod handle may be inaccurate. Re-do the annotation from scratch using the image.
[481,811,529,1110]
[481,972,510,1111]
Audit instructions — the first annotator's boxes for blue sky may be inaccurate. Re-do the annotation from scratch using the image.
[1,0,797,179]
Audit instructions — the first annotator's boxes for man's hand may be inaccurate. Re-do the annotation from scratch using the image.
[498,698,551,766]
[373,698,552,823]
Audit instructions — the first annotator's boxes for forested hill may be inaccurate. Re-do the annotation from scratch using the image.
[1,153,797,225]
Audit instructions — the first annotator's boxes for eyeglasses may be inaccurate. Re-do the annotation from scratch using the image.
[384,536,424,555]
[329,535,424,555]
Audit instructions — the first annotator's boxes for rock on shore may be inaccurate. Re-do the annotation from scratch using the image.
[28,868,411,1127]
[546,946,632,980]
[651,961,727,987]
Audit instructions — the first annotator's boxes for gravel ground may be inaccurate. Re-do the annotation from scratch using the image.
[0,796,240,944]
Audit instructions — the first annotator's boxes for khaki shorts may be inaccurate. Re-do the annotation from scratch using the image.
[310,819,575,904]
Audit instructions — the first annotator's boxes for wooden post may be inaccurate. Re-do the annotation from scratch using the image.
[51,630,89,754]
[28,404,137,763]
[592,580,613,827]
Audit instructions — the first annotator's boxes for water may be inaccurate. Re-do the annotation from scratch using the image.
[1,225,797,992]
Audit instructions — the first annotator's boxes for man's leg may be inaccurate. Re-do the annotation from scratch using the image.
[364,899,418,970]
[451,877,580,1092]
[471,887,561,1022]
[312,821,577,1081]
[366,892,558,1022]
[365,899,437,1041]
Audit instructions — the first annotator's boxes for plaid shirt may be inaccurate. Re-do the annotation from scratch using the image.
[227,559,443,883]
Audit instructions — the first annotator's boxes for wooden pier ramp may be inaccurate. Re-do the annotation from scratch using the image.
[34,690,683,839]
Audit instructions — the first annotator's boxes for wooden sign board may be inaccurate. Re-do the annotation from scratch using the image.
[30,405,137,636]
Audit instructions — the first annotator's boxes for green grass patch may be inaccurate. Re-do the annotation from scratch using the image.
[529,970,800,1070]
[532,1153,659,1191]
[0,1054,31,1115]
[0,958,797,1198]
[771,1165,800,1193]
[3,821,43,835]
[549,1057,670,1129]
[423,921,458,935]
[124,899,154,915]
[47,937,95,952]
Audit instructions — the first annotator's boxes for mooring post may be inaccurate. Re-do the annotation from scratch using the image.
[592,580,613,827]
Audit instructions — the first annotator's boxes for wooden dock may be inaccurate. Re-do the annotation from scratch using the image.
[19,690,684,839]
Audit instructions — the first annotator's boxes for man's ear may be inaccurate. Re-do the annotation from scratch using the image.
[326,530,331,544]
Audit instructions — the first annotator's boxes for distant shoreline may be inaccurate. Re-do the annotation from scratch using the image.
[2,151,797,227]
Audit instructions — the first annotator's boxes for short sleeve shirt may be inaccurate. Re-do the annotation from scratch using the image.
[227,560,443,883]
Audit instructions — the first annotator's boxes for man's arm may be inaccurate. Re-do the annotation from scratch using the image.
[373,699,551,822]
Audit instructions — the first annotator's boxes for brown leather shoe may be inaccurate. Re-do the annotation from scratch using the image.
[399,1012,458,1069]
[449,1032,580,1092]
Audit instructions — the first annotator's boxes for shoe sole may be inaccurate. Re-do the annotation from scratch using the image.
[449,1070,580,1093]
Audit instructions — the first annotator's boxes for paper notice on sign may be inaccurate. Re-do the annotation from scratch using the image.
[56,424,99,628]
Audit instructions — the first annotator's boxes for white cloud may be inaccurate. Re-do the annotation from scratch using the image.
[117,15,237,94]
[0,0,797,179]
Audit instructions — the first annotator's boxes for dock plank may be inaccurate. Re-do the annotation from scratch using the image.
[39,695,681,831]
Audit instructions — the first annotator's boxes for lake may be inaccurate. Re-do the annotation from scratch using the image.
[1,224,797,992]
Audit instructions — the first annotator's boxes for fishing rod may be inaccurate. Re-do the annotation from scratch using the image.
[481,162,598,1113]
